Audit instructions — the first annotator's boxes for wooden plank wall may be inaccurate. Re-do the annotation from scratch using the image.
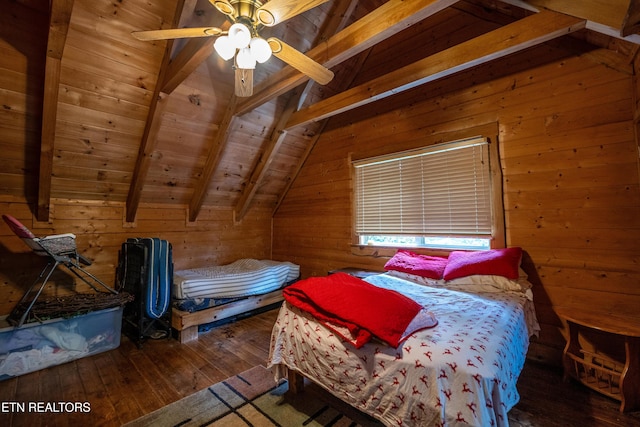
[273,45,640,365]
[0,196,272,316]
[0,1,48,200]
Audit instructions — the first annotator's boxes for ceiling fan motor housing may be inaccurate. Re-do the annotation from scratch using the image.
[213,0,266,25]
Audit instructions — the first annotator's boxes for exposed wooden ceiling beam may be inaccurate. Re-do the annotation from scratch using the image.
[622,0,640,36]
[160,0,216,95]
[284,10,586,130]
[233,0,359,221]
[235,0,459,116]
[297,0,359,107]
[273,47,372,217]
[162,37,214,94]
[195,0,456,221]
[525,0,628,30]
[125,0,185,223]
[128,0,631,224]
[234,91,299,222]
[125,93,170,223]
[501,0,640,42]
[37,0,74,222]
[188,96,238,222]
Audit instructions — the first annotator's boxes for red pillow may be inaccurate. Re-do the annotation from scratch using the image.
[443,247,522,280]
[384,250,448,279]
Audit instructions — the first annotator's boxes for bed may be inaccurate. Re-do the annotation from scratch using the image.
[171,259,299,342]
[268,248,539,427]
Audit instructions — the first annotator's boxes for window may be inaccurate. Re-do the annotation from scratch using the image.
[353,136,503,251]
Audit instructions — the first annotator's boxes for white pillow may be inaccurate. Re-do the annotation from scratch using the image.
[385,270,445,287]
[445,274,531,293]
[387,267,533,298]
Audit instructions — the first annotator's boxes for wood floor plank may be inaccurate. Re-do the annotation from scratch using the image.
[12,371,43,427]
[106,348,167,424]
[0,371,18,426]
[137,337,216,398]
[122,341,185,408]
[174,340,229,383]
[75,355,118,426]
[189,337,252,378]
[93,351,146,424]
[57,361,90,427]
[38,363,65,427]
[514,362,640,427]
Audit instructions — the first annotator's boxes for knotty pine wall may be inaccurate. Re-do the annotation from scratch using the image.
[273,46,640,365]
[0,197,272,316]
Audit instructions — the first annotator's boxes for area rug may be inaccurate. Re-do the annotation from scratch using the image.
[124,365,380,427]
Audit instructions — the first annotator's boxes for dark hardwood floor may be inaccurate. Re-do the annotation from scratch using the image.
[1,308,639,427]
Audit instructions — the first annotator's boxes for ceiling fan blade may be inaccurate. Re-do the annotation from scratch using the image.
[209,0,236,18]
[257,0,329,26]
[267,37,333,85]
[132,27,223,41]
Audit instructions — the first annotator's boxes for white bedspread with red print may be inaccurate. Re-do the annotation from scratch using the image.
[268,273,539,427]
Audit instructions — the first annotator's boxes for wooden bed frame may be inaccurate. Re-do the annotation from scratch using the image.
[287,369,305,394]
[171,288,284,343]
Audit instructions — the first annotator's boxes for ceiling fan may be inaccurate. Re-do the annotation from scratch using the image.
[132,0,334,97]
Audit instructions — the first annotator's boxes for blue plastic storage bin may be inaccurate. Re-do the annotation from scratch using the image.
[0,306,123,380]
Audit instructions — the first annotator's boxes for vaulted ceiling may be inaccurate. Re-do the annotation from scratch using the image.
[3,0,640,223]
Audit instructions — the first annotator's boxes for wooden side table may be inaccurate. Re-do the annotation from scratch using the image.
[556,307,640,412]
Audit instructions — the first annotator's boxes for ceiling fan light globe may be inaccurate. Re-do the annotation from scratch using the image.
[250,37,272,63]
[214,36,236,61]
[228,23,251,49]
[236,47,256,69]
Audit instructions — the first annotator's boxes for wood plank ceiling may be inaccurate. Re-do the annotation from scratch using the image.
[7,0,640,222]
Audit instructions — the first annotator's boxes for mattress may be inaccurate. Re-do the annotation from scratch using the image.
[269,272,539,427]
[173,259,299,301]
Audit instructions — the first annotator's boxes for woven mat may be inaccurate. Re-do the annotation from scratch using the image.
[10,292,133,324]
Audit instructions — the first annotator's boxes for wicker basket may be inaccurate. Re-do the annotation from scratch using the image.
[10,292,134,324]
[567,349,623,398]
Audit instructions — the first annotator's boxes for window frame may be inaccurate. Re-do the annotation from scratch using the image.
[350,123,505,256]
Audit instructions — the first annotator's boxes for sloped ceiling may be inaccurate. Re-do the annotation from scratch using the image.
[3,0,640,223]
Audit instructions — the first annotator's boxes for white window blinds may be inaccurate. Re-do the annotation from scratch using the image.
[353,137,492,237]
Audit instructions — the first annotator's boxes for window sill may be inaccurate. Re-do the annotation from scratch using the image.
[349,244,451,258]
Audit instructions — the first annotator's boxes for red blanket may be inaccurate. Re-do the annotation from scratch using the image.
[283,272,436,348]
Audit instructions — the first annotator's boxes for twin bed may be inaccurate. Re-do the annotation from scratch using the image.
[170,259,299,342]
[267,248,540,427]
